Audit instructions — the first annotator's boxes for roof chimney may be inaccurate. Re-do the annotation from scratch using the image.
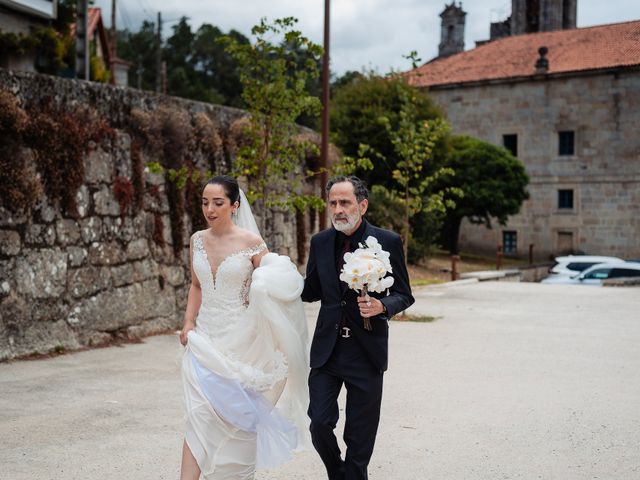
[535,46,549,73]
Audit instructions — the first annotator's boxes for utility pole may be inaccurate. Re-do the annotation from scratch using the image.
[137,55,143,89]
[110,0,116,84]
[319,0,331,230]
[75,0,89,80]
[155,11,162,93]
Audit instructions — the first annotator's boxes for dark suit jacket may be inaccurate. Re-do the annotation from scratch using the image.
[302,221,414,372]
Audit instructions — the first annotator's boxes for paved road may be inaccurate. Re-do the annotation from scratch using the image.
[1,282,639,479]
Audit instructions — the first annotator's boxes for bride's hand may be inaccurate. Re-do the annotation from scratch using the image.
[180,321,195,346]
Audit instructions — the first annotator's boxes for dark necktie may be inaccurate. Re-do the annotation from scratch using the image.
[337,238,351,329]
[337,238,351,275]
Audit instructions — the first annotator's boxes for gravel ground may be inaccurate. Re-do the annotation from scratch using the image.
[1,282,639,480]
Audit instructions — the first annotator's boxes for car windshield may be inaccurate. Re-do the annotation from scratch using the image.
[567,262,598,272]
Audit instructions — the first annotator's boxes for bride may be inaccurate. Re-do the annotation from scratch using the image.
[179,175,310,479]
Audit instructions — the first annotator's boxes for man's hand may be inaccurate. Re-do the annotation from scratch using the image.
[357,296,385,318]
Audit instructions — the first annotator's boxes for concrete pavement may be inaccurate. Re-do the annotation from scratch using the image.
[1,282,639,479]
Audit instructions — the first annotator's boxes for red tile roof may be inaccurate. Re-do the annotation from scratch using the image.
[69,8,102,38]
[408,20,640,88]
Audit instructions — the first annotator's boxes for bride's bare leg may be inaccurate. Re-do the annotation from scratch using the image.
[180,440,201,480]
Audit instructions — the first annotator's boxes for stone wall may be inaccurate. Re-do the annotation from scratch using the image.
[0,69,319,361]
[428,69,640,260]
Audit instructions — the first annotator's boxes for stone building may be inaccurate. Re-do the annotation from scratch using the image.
[0,0,57,71]
[489,0,577,41]
[408,20,640,259]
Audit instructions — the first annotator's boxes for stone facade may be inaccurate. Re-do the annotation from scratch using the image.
[0,69,320,360]
[511,0,577,34]
[428,69,640,260]
[488,0,577,41]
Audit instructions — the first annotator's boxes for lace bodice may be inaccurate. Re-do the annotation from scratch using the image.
[192,231,267,313]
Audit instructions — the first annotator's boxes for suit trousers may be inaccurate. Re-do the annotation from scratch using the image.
[308,333,384,480]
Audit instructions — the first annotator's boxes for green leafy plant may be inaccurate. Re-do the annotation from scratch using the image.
[219,17,325,235]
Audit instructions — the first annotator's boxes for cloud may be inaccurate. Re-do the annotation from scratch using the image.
[97,0,640,75]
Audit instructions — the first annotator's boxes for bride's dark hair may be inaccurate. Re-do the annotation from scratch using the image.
[206,175,240,205]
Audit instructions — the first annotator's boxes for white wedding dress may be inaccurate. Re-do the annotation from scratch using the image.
[182,230,311,479]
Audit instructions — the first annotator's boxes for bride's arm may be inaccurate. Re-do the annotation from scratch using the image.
[180,237,202,346]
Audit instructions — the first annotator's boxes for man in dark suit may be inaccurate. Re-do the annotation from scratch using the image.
[302,176,414,480]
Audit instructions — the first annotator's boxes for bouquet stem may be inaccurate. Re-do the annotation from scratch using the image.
[362,285,372,331]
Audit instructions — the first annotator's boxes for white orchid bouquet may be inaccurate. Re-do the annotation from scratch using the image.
[339,235,395,331]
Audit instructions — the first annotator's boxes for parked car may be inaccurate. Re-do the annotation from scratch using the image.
[542,261,640,285]
[546,255,624,278]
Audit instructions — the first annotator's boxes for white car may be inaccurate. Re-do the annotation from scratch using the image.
[546,255,624,278]
[542,262,640,285]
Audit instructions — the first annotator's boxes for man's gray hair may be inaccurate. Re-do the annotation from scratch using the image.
[326,175,369,202]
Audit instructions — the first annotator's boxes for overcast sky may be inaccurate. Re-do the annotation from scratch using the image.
[94,0,640,76]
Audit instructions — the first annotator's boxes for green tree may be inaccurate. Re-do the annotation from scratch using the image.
[379,90,460,259]
[330,72,447,188]
[219,17,324,235]
[440,135,530,254]
[330,71,452,262]
[192,25,248,107]
[117,21,158,90]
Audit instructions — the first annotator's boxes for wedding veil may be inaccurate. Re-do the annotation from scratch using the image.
[232,189,311,452]
[233,189,261,237]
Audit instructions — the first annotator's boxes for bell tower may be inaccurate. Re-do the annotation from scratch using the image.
[511,0,577,35]
[438,2,466,58]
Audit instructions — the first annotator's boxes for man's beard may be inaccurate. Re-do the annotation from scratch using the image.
[331,211,361,233]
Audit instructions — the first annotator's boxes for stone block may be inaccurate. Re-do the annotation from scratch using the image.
[25,223,56,246]
[162,265,186,287]
[67,266,111,298]
[88,241,126,266]
[133,258,159,281]
[66,280,176,332]
[126,316,179,339]
[0,207,26,227]
[85,148,114,184]
[0,230,21,256]
[55,219,81,246]
[93,185,120,216]
[15,248,68,298]
[111,263,135,287]
[79,217,103,244]
[126,238,149,260]
[67,246,88,267]
[1,318,80,360]
[75,185,91,218]
[103,216,135,242]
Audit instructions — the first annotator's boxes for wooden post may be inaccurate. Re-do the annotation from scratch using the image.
[529,243,534,265]
[110,0,116,84]
[496,245,503,271]
[319,0,331,230]
[75,0,89,80]
[451,255,460,281]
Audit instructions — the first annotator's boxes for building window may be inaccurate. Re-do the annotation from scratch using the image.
[558,130,575,156]
[503,231,517,254]
[503,134,518,157]
[558,189,574,209]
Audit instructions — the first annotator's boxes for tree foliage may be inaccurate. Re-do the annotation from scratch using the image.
[219,17,324,234]
[440,135,530,253]
[378,87,461,258]
[330,71,453,262]
[117,18,248,106]
[330,72,447,187]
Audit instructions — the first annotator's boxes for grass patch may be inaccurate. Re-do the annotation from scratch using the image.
[393,314,439,323]
[411,278,445,287]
